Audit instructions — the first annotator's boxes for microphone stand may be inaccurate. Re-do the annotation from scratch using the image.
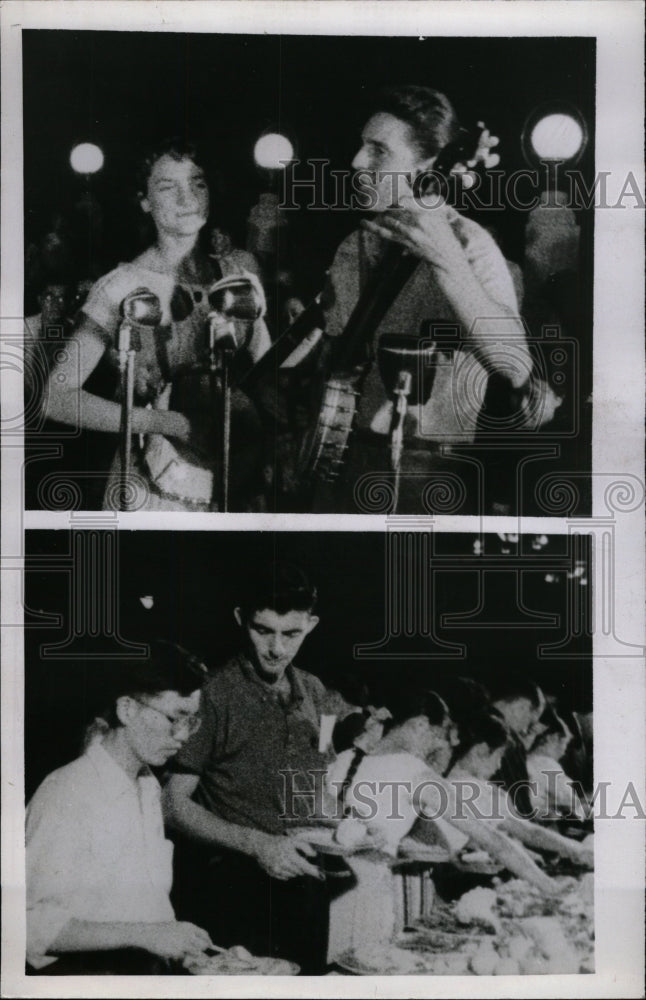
[117,319,138,511]
[388,370,412,514]
[116,288,162,512]
[208,316,237,512]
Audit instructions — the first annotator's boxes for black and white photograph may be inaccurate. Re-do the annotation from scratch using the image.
[23,530,594,978]
[1,2,644,999]
[21,28,595,516]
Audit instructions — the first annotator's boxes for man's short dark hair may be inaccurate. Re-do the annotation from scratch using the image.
[100,640,207,728]
[364,85,461,160]
[135,137,205,197]
[237,562,317,618]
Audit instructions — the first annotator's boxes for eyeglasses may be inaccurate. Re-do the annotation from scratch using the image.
[131,698,202,737]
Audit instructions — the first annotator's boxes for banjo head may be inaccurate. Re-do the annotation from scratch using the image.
[297,378,360,485]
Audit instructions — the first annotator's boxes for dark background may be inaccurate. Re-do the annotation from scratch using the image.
[23,30,596,515]
[23,31,596,294]
[25,530,592,797]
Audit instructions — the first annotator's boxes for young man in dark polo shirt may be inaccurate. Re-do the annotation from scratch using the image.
[163,563,356,974]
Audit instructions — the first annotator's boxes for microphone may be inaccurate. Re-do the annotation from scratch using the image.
[207,278,262,322]
[207,277,261,355]
[118,288,162,352]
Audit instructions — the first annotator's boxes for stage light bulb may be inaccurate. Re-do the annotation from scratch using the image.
[253,133,294,169]
[530,114,585,161]
[70,143,104,175]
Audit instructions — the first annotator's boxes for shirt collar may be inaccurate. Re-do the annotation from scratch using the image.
[236,653,304,707]
[85,739,155,799]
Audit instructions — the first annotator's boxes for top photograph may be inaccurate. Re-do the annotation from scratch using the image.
[23,31,594,516]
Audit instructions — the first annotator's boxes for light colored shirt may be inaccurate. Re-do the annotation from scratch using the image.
[82,252,270,403]
[79,251,271,511]
[526,753,587,821]
[26,741,174,969]
[323,213,520,445]
[326,749,473,857]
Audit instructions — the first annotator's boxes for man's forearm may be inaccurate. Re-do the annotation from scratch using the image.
[164,791,265,858]
[438,267,531,388]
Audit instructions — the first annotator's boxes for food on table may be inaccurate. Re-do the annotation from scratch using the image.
[336,872,593,975]
[186,945,299,976]
[455,887,501,933]
[336,817,371,850]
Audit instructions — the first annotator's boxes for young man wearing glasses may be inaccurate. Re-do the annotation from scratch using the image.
[26,641,214,974]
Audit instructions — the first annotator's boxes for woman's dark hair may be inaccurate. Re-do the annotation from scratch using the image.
[434,676,492,724]
[531,708,571,750]
[364,85,461,160]
[99,640,208,728]
[237,561,317,618]
[387,688,450,729]
[454,710,509,760]
[135,137,205,198]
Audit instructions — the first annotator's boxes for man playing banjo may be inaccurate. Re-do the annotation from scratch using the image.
[292,85,543,514]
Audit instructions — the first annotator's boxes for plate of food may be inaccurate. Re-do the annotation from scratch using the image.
[290,826,353,855]
[453,850,503,875]
[397,839,452,864]
[335,946,472,976]
[290,824,379,857]
[397,927,482,952]
[186,946,299,976]
[335,947,429,975]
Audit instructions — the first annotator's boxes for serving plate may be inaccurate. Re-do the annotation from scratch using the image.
[334,947,471,976]
[290,826,379,857]
[187,954,299,976]
[396,842,452,863]
[453,857,503,876]
[334,950,421,976]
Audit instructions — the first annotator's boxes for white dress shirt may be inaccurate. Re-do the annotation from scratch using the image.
[26,741,174,969]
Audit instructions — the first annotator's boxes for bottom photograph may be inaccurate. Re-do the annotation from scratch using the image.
[24,530,594,978]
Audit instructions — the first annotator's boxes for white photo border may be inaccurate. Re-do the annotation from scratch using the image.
[2,2,645,998]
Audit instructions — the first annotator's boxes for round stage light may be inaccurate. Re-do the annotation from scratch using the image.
[253,133,294,169]
[70,143,104,174]
[521,105,588,166]
[529,114,585,161]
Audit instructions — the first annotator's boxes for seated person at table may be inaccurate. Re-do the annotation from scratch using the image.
[489,676,549,818]
[526,712,588,823]
[445,710,593,868]
[26,642,214,974]
[163,562,369,975]
[326,690,558,893]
